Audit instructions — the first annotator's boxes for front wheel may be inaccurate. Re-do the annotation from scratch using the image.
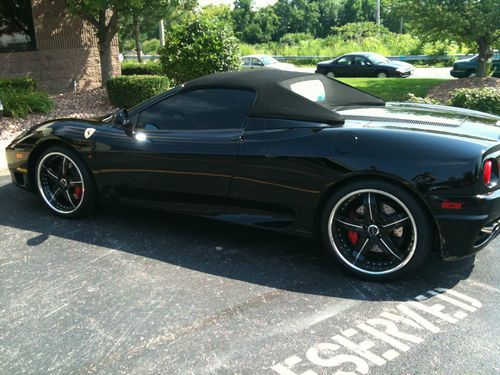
[320,180,432,281]
[36,146,97,218]
[376,71,389,78]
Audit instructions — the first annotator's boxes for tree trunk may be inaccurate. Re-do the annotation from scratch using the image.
[476,38,492,77]
[98,36,114,86]
[133,14,143,63]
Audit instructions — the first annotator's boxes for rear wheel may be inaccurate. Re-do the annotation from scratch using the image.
[36,146,97,218]
[321,180,431,280]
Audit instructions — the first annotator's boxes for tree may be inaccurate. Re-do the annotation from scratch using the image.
[399,0,500,77]
[158,14,241,83]
[66,0,137,85]
[126,0,196,62]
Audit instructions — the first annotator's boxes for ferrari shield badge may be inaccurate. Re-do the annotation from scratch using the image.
[84,128,96,139]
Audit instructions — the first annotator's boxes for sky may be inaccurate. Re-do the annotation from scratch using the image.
[198,0,277,9]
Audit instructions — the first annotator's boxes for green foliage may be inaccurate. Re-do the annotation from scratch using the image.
[331,22,388,41]
[0,76,37,91]
[450,88,500,115]
[158,15,240,83]
[142,38,161,55]
[0,89,53,118]
[121,61,163,75]
[280,33,314,46]
[337,78,446,102]
[106,75,170,108]
[405,93,441,105]
[398,0,500,77]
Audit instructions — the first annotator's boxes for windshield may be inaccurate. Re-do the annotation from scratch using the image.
[261,56,278,65]
[367,53,389,64]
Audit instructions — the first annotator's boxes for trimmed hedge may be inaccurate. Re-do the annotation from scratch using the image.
[450,87,500,115]
[121,61,163,76]
[0,76,37,91]
[0,89,53,118]
[106,75,170,108]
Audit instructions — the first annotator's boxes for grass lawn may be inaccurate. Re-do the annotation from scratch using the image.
[337,78,447,102]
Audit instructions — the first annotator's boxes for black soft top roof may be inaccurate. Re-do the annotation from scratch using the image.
[182,70,384,125]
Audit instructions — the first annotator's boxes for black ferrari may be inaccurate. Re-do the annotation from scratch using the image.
[5,70,500,280]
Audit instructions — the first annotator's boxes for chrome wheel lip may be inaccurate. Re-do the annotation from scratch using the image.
[327,188,418,276]
[37,152,85,215]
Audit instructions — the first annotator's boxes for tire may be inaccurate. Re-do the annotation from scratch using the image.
[326,71,336,78]
[320,179,432,281]
[467,70,476,77]
[36,146,97,218]
[376,70,389,78]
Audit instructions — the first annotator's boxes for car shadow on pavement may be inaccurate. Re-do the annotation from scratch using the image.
[0,181,477,302]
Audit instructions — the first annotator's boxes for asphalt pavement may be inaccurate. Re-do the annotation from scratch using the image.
[0,175,498,374]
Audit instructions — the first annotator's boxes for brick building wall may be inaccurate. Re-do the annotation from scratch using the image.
[0,0,120,93]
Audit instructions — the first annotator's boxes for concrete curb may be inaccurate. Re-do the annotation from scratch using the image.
[1,138,12,177]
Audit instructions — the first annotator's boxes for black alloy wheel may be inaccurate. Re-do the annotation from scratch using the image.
[321,180,432,280]
[36,146,97,217]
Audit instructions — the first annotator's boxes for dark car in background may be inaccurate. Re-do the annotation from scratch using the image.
[316,52,414,78]
[450,51,500,78]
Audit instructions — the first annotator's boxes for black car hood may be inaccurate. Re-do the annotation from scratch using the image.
[337,102,500,143]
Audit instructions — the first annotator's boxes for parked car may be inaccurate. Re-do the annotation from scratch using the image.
[6,70,500,281]
[450,51,500,78]
[241,54,295,71]
[316,52,414,78]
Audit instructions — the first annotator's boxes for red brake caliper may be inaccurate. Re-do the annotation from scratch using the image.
[348,230,359,245]
[73,186,82,200]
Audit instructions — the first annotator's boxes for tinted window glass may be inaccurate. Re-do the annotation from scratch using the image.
[138,89,255,131]
[336,56,352,65]
[0,0,36,51]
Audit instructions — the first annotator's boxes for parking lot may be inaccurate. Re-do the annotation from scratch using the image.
[0,174,499,374]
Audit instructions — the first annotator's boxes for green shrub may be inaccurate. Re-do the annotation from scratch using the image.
[406,93,441,105]
[106,75,170,108]
[450,88,500,115]
[0,76,37,91]
[159,15,240,84]
[142,38,161,55]
[0,89,53,118]
[121,61,163,76]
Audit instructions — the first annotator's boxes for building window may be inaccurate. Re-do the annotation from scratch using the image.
[0,0,36,52]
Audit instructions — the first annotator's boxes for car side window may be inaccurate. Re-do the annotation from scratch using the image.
[353,56,369,66]
[252,58,263,66]
[336,56,352,65]
[137,89,256,131]
[242,57,251,66]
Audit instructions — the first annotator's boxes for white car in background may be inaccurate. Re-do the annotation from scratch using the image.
[241,54,295,71]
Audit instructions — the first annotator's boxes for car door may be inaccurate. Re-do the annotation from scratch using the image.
[241,57,252,70]
[352,56,374,77]
[251,57,265,69]
[331,56,353,77]
[94,88,256,215]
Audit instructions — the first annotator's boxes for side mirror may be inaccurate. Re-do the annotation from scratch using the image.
[114,108,129,126]
[114,109,134,135]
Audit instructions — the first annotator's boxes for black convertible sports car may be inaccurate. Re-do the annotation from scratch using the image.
[5,70,500,280]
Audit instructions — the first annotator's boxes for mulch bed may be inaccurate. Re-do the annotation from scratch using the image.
[0,88,117,141]
[427,77,499,103]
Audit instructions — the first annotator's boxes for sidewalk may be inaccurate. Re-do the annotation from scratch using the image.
[0,139,10,176]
